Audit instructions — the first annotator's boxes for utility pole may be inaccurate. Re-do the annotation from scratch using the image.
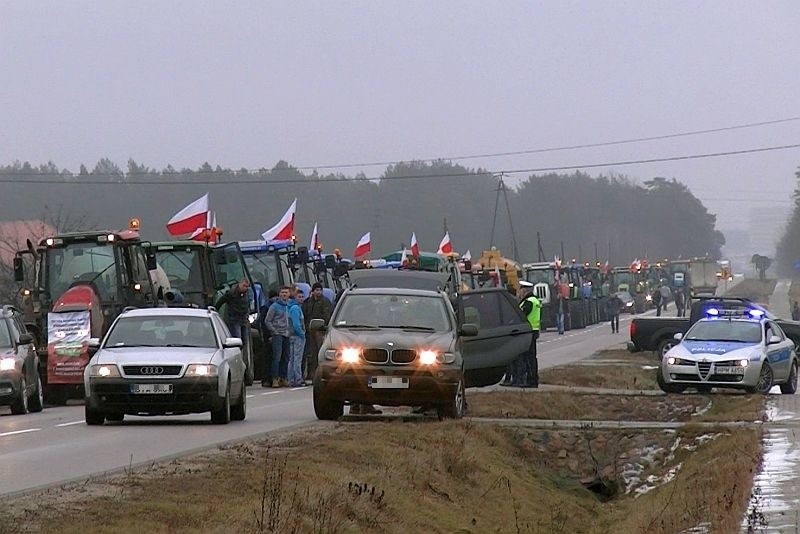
[560,241,565,261]
[594,242,598,264]
[537,232,545,262]
[489,175,520,262]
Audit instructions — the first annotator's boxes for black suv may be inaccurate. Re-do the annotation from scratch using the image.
[0,305,43,415]
[311,285,532,420]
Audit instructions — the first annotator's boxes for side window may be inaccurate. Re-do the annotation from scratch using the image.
[498,293,526,326]
[770,322,785,341]
[13,314,27,337]
[7,315,22,342]
[131,249,150,285]
[212,315,231,342]
[460,292,503,330]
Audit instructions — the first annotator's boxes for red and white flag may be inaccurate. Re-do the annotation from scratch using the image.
[410,232,419,258]
[309,223,320,254]
[261,198,297,242]
[167,193,209,236]
[189,212,219,244]
[354,232,371,258]
[437,232,453,255]
[463,250,472,261]
[400,248,409,267]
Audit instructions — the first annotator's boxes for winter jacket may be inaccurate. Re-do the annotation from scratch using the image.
[301,295,333,325]
[288,300,306,339]
[265,299,291,337]
[606,295,623,315]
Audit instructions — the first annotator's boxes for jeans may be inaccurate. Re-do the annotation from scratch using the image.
[288,336,306,386]
[610,313,619,332]
[556,311,565,334]
[226,319,249,359]
[270,335,290,380]
[512,331,539,386]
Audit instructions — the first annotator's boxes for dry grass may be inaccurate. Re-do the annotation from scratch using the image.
[540,348,659,390]
[790,280,800,308]
[726,278,777,304]
[468,390,766,423]
[0,422,761,534]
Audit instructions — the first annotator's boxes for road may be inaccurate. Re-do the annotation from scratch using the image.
[0,313,644,496]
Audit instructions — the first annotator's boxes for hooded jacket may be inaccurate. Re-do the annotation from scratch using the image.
[265,298,291,337]
[288,299,306,339]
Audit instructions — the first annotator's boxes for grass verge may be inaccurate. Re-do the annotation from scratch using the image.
[0,422,760,534]
[540,348,659,390]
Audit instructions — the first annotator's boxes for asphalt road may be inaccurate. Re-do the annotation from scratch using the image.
[0,312,646,496]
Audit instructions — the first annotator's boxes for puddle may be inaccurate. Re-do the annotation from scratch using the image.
[744,398,800,532]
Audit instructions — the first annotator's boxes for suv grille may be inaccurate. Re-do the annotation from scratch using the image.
[123,365,183,376]
[697,362,712,379]
[391,349,416,364]
[362,349,389,364]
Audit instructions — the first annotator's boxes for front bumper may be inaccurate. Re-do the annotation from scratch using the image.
[0,371,22,404]
[317,363,461,406]
[87,377,222,415]
[661,361,760,387]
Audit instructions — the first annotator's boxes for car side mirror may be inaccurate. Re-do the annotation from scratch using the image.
[333,263,349,278]
[13,257,25,283]
[224,337,243,348]
[145,252,157,271]
[325,255,336,269]
[673,333,683,341]
[459,323,478,337]
[309,318,327,332]
[18,333,33,345]
[769,335,782,345]
[297,246,310,263]
[88,337,101,348]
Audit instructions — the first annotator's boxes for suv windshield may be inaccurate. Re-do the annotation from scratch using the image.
[684,321,763,344]
[0,322,12,347]
[334,294,451,331]
[104,316,218,348]
[46,243,118,302]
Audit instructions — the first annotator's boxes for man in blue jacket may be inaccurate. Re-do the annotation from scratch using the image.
[287,288,307,387]
[264,286,292,387]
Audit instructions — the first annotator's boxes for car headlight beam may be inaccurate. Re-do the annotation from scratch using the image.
[186,364,218,377]
[0,358,16,371]
[89,364,121,378]
[419,350,437,365]
[340,347,360,364]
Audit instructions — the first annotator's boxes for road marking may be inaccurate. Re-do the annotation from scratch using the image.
[55,421,84,427]
[246,394,256,398]
[0,428,40,437]
[290,387,308,391]
[261,391,283,396]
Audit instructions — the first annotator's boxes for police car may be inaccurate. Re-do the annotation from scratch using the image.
[657,307,798,394]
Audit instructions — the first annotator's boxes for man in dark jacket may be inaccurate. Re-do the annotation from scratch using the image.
[301,282,333,380]
[217,278,251,344]
[606,292,623,333]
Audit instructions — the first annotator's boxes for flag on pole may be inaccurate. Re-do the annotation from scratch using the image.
[167,193,209,236]
[354,232,371,258]
[463,250,472,261]
[400,247,409,267]
[410,232,419,258]
[309,222,320,254]
[189,211,220,244]
[437,232,452,255]
[261,198,297,242]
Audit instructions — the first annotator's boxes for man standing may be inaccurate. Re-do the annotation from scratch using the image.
[607,292,623,333]
[287,289,306,387]
[264,286,292,387]
[674,289,686,317]
[659,284,672,312]
[217,278,251,357]
[302,282,333,380]
[653,287,663,316]
[516,281,540,388]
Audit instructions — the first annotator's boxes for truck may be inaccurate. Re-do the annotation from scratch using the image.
[628,297,800,359]
[688,258,719,296]
[143,239,257,385]
[13,220,159,404]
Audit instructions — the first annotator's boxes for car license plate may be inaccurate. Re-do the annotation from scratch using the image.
[716,367,745,375]
[130,383,173,394]
[368,376,409,389]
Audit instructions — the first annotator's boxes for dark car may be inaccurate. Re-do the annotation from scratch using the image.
[311,285,533,420]
[0,305,44,415]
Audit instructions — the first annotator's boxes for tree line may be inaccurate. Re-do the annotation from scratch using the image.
[776,167,800,275]
[0,159,725,264]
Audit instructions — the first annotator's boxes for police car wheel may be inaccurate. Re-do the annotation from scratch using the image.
[780,361,798,395]
[656,365,685,394]
[657,339,677,359]
[746,363,774,395]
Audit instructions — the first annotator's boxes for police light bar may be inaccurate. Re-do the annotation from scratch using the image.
[706,307,765,319]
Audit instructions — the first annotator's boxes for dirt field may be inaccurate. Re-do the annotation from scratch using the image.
[539,348,660,389]
[725,278,777,304]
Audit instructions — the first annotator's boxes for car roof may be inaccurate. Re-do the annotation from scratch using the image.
[694,317,765,325]
[344,287,445,298]
[347,269,450,292]
[119,307,216,319]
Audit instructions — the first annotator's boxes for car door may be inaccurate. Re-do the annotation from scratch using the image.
[456,288,533,387]
[213,315,244,388]
[10,313,36,390]
[768,321,794,380]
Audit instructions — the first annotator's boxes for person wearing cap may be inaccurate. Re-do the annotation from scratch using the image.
[301,282,333,380]
[516,281,540,388]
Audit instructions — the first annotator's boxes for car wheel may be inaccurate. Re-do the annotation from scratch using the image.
[656,365,686,394]
[211,379,232,425]
[106,413,124,422]
[85,404,105,425]
[313,379,343,421]
[657,339,677,359]
[231,381,247,421]
[781,361,798,395]
[438,377,466,420]
[28,372,44,413]
[10,375,28,415]
[746,362,774,395]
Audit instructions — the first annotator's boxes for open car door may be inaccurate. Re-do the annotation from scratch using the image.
[457,288,533,387]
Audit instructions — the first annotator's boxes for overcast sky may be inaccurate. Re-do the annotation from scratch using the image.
[1,1,798,231]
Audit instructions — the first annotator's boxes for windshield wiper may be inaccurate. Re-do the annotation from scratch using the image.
[110,343,161,347]
[165,343,205,347]
[338,324,379,329]
[379,325,436,332]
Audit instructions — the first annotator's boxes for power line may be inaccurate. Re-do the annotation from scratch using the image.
[1,142,799,185]
[293,115,800,170]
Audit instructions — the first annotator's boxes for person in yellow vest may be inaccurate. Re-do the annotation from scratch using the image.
[515,281,540,388]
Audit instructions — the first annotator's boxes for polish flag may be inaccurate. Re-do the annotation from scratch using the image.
[463,250,472,261]
[437,232,453,255]
[400,248,409,267]
[309,223,320,254]
[410,232,419,258]
[261,198,297,242]
[167,193,209,236]
[189,212,219,244]
[354,232,371,258]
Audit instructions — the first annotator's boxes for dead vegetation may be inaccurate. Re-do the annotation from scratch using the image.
[725,278,777,304]
[539,348,660,390]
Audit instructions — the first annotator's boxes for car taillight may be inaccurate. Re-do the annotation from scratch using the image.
[629,321,636,338]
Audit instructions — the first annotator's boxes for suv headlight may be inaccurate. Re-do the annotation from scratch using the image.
[0,358,17,371]
[186,364,218,377]
[89,364,121,377]
[324,347,361,363]
[418,351,456,365]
